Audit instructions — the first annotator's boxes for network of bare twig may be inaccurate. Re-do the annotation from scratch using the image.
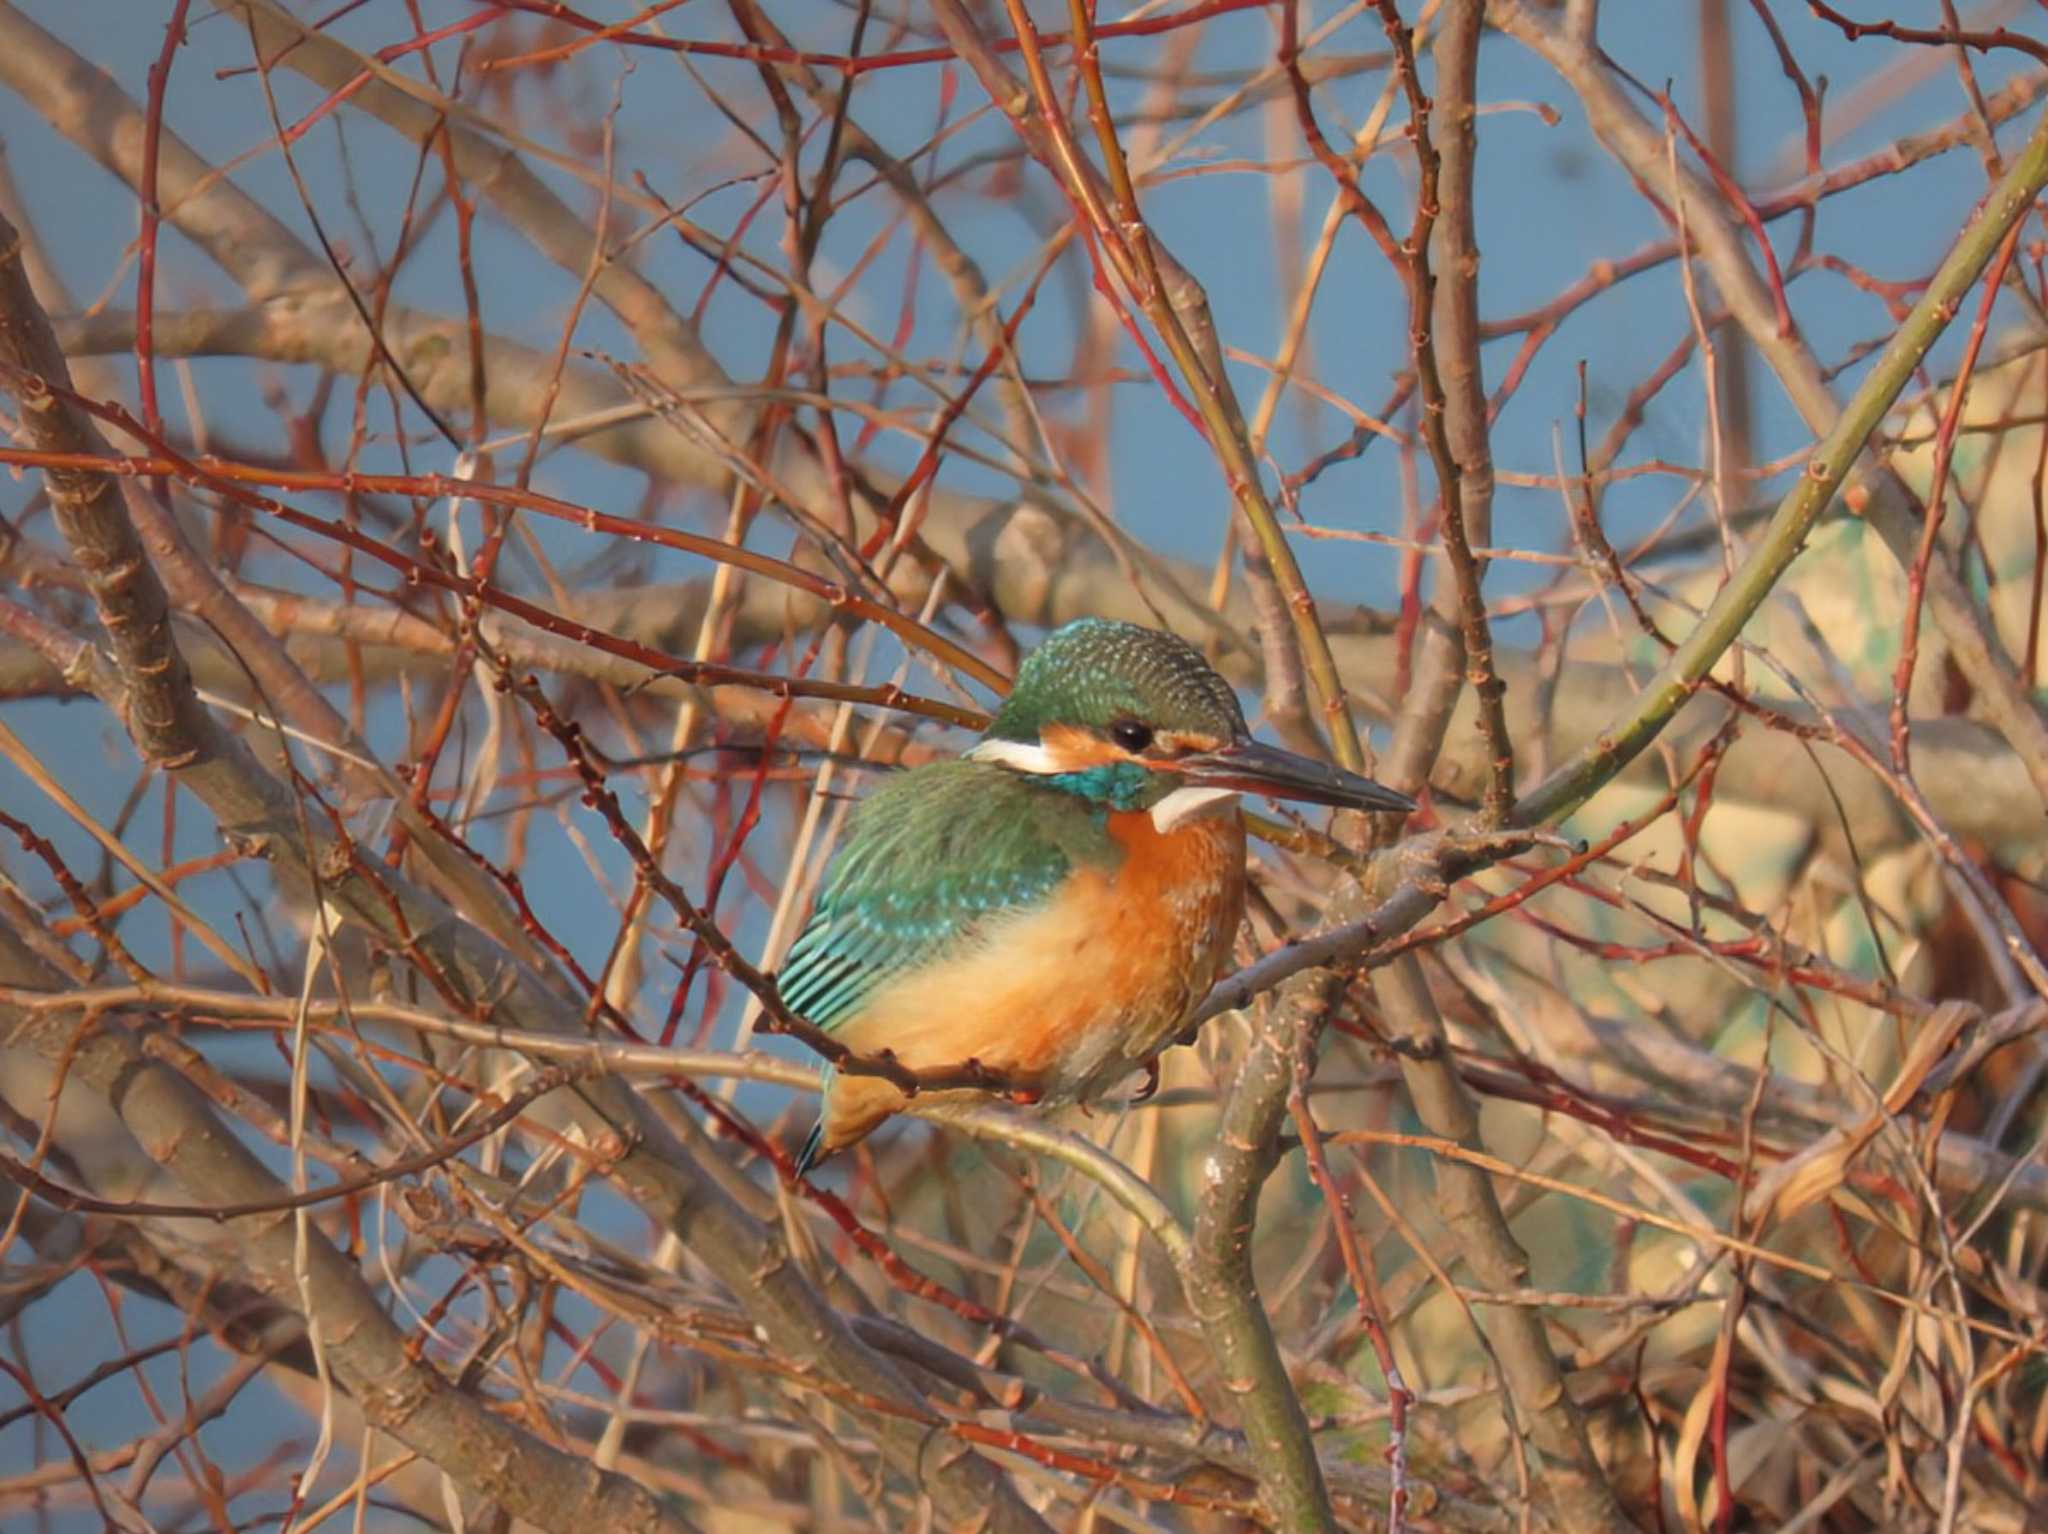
[3,3,2048,1532]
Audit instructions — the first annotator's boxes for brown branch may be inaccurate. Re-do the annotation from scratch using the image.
[1372,953,1639,1532]
[1371,0,1515,823]
[1806,0,2048,71]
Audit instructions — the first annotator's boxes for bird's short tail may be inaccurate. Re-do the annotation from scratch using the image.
[793,1117,826,1179]
[791,1065,905,1176]
[792,1064,835,1179]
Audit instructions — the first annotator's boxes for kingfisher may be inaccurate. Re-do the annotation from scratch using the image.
[782,618,1415,1174]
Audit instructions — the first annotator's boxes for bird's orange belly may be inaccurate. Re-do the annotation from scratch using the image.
[822,808,1246,1151]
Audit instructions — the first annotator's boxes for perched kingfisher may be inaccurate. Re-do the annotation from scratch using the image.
[782,618,1415,1173]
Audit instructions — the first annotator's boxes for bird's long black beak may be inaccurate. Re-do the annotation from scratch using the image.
[1175,739,1417,814]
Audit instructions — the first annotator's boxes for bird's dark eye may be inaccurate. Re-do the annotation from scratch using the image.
[1109,720,1154,753]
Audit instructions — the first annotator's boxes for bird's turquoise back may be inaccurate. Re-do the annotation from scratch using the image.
[779,760,1118,1032]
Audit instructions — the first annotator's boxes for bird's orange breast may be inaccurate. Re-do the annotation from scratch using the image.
[819,804,1246,1153]
[1077,802,1248,1054]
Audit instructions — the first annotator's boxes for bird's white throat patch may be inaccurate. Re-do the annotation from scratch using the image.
[1147,785,1240,832]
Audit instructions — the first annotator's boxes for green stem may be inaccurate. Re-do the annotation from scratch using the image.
[1516,105,2048,830]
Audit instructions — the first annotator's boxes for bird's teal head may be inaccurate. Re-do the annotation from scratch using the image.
[968,619,1416,826]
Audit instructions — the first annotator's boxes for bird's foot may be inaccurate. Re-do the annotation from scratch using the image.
[1129,1057,1162,1104]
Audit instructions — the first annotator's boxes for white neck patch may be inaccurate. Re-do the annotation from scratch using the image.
[1148,785,1241,833]
[965,737,1063,774]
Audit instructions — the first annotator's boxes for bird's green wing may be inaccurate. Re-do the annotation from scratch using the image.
[778,762,1097,1031]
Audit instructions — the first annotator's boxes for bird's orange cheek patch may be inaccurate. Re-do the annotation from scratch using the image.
[1037,722,1121,770]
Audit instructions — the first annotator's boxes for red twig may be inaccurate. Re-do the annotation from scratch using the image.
[136,0,193,457]
[2029,316,2048,688]
[1806,0,2048,69]
[1742,0,1824,268]
[1890,219,2026,774]
[0,425,1004,718]
[1658,89,1794,337]
[474,0,1284,78]
[1290,1086,1409,1532]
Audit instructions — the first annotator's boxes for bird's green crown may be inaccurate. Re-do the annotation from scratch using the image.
[986,618,1245,748]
